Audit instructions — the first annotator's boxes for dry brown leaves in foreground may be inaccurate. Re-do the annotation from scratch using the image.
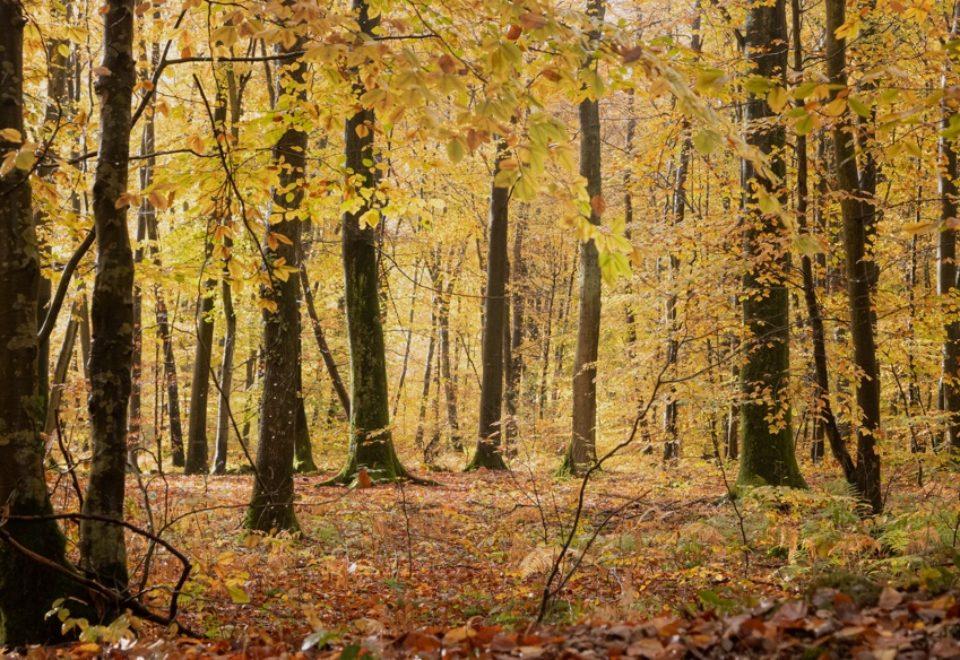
[15,587,960,658]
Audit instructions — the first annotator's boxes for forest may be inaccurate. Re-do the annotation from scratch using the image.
[5,0,960,656]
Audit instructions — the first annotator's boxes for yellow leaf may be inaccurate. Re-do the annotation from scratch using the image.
[902,220,937,235]
[0,128,22,143]
[767,86,789,113]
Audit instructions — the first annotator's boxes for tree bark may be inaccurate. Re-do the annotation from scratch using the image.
[245,16,308,530]
[80,0,136,593]
[941,2,960,449]
[184,249,215,475]
[0,3,85,641]
[467,141,511,471]
[791,0,855,483]
[326,0,415,485]
[736,0,805,488]
[563,0,605,476]
[825,0,883,512]
[301,264,351,415]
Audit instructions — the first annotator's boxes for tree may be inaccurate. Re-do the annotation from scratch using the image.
[824,0,883,512]
[467,141,511,471]
[326,0,415,485]
[0,1,84,642]
[80,0,136,593]
[941,3,960,449]
[184,231,215,475]
[562,0,605,476]
[245,9,308,531]
[736,0,805,488]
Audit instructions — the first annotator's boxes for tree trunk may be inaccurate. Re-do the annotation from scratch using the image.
[415,293,439,455]
[467,141,511,471]
[44,299,82,440]
[0,4,85,641]
[185,258,215,475]
[80,0,136,593]
[325,0,414,486]
[736,0,805,488]
[439,272,462,451]
[825,0,883,512]
[941,3,960,449]
[245,20,308,530]
[505,220,525,449]
[563,0,605,476]
[212,268,236,474]
[301,264,351,415]
[128,124,151,473]
[212,65,244,475]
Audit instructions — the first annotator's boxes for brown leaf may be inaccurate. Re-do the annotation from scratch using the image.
[878,586,903,610]
[590,194,606,217]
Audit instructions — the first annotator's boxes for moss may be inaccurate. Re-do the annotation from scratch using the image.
[0,516,92,646]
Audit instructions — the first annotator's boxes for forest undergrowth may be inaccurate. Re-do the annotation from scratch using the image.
[31,448,960,657]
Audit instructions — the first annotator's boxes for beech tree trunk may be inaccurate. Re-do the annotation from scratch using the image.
[326,0,414,485]
[80,0,136,592]
[791,0,856,485]
[941,3,960,448]
[245,17,307,529]
[563,0,605,476]
[213,66,243,475]
[301,264,351,415]
[0,3,84,641]
[736,0,805,488]
[825,0,882,512]
[147,215,184,466]
[468,141,511,471]
[185,246,215,475]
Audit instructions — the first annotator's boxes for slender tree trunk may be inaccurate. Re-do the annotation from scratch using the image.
[825,0,882,512]
[128,120,152,473]
[392,262,422,418]
[185,248,215,475]
[941,3,960,449]
[468,141,511,471]
[415,293,439,453]
[439,274,462,451]
[80,0,136,592]
[736,0,805,488]
[537,265,557,418]
[36,13,70,419]
[212,66,244,475]
[246,19,308,530]
[563,0,605,475]
[301,264,351,415]
[0,5,85,641]
[44,299,82,440]
[293,371,316,472]
[791,0,856,485]
[505,220,525,448]
[212,264,236,474]
[327,0,413,485]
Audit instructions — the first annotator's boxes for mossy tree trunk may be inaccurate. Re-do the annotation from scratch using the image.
[80,0,136,593]
[736,0,806,489]
[184,236,215,475]
[467,142,510,471]
[327,0,414,485]
[941,3,960,449]
[0,4,85,642]
[825,0,882,512]
[562,0,605,476]
[245,16,307,531]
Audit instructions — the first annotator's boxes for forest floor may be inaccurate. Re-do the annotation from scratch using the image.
[19,454,960,657]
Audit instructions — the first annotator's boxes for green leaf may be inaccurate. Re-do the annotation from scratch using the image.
[445,138,466,163]
[692,130,721,155]
[847,96,871,118]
